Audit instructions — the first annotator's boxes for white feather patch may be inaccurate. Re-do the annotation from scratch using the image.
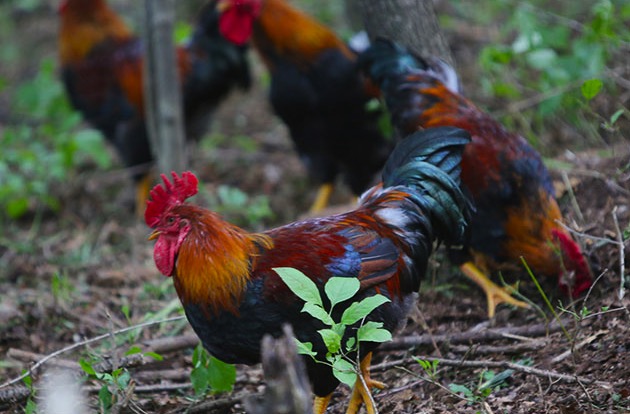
[40,369,87,414]
[376,207,409,228]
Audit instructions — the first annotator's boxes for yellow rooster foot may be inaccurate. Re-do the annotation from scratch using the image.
[346,353,385,414]
[460,262,530,318]
[309,183,334,214]
[313,394,332,414]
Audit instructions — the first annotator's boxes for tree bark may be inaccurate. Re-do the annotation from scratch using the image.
[358,0,453,65]
[143,0,187,174]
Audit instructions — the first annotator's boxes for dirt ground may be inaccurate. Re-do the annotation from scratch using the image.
[1,2,629,413]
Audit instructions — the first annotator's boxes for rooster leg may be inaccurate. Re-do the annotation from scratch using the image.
[460,262,530,318]
[135,173,153,218]
[309,183,334,213]
[313,394,332,414]
[346,352,385,414]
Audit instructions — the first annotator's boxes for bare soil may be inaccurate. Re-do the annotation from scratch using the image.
[1,3,629,413]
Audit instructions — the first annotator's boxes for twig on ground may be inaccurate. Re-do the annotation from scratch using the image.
[380,319,568,351]
[550,330,608,364]
[410,356,613,388]
[140,333,199,354]
[611,206,626,301]
[555,221,614,245]
[582,306,628,320]
[0,316,185,389]
[132,369,190,383]
[580,269,608,314]
[374,378,423,398]
[83,382,192,394]
[562,171,585,224]
[7,349,79,370]
[449,341,547,355]
[415,309,443,358]
[186,393,249,414]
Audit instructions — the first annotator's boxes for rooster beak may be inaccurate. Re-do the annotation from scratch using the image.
[148,230,161,241]
[216,0,231,12]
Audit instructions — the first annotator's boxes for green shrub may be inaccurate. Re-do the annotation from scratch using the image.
[0,58,111,220]
[464,0,628,148]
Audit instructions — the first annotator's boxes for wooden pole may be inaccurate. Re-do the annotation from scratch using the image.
[143,0,187,174]
[244,325,313,414]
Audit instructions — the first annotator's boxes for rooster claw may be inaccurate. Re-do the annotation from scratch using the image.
[346,352,384,414]
[460,262,530,318]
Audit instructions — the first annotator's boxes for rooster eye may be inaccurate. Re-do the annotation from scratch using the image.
[167,216,175,224]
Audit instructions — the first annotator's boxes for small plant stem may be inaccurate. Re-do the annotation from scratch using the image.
[561,171,585,223]
[520,258,572,343]
[611,206,626,300]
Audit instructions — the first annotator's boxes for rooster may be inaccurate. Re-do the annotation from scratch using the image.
[146,127,470,414]
[58,0,251,215]
[359,39,593,318]
[216,0,391,213]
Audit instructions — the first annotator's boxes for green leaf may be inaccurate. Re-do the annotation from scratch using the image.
[74,129,111,168]
[21,371,32,388]
[116,371,131,389]
[416,358,431,371]
[207,356,236,393]
[325,277,360,309]
[6,197,28,219]
[345,337,356,352]
[79,359,96,376]
[274,267,323,307]
[480,368,514,390]
[332,357,357,388]
[581,79,603,101]
[449,383,473,397]
[190,365,209,395]
[295,339,317,357]
[192,344,206,367]
[125,346,142,356]
[525,48,557,70]
[610,109,624,125]
[318,328,343,354]
[341,294,390,325]
[24,398,37,414]
[98,384,113,411]
[357,321,392,344]
[144,351,164,361]
[302,302,334,326]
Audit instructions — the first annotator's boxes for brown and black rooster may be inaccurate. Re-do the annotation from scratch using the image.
[58,0,251,215]
[360,39,592,317]
[146,127,471,413]
[216,0,391,212]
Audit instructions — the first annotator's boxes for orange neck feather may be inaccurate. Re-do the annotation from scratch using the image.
[502,189,564,275]
[173,210,273,315]
[59,0,133,63]
[254,0,353,67]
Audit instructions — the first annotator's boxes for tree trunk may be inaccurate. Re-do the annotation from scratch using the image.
[358,0,453,65]
[142,0,187,174]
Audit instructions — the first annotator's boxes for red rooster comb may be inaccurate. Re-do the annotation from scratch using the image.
[552,229,593,298]
[145,171,199,227]
[58,0,69,13]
